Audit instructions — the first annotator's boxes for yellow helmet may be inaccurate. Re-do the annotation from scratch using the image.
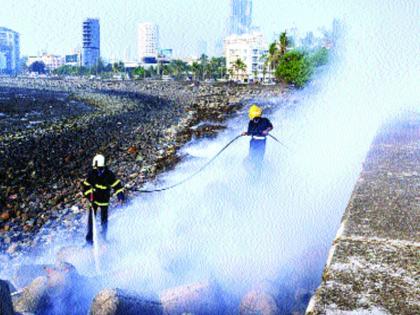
[249,104,262,120]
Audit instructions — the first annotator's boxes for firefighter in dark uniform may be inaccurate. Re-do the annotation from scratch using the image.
[82,154,124,245]
[241,105,273,166]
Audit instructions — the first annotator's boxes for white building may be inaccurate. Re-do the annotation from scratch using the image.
[137,22,159,63]
[27,53,64,71]
[224,31,268,82]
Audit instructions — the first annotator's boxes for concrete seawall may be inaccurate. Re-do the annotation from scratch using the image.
[306,113,420,314]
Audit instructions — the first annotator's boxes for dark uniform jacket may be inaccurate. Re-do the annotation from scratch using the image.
[82,168,124,206]
[247,117,273,137]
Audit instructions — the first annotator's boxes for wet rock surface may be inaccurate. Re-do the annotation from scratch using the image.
[307,113,420,315]
[160,280,226,315]
[0,279,14,315]
[90,288,163,315]
[13,276,50,314]
[0,78,284,258]
[239,281,281,315]
[13,261,97,315]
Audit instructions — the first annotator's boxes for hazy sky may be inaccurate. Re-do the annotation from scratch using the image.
[1,0,341,60]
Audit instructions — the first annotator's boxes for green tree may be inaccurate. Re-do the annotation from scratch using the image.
[133,66,145,79]
[309,47,329,67]
[230,58,247,81]
[112,61,125,73]
[199,54,209,80]
[191,62,200,81]
[228,67,234,80]
[279,31,289,56]
[208,57,226,79]
[168,59,189,80]
[263,31,290,80]
[96,58,106,73]
[275,50,313,88]
[263,42,279,80]
[29,61,46,74]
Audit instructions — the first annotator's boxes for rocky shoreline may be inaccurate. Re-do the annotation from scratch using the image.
[0,78,285,257]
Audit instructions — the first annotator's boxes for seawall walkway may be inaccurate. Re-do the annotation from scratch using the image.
[306,113,420,314]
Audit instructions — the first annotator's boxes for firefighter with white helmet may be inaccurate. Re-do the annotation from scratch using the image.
[82,154,125,245]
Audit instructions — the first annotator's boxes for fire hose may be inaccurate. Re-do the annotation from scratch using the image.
[131,133,286,194]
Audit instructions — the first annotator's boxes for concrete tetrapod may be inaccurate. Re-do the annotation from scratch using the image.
[239,281,281,315]
[160,280,226,315]
[90,288,163,315]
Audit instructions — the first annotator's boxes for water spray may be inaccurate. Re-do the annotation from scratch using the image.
[91,209,101,274]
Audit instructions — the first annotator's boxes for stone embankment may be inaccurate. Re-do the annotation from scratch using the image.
[0,78,285,256]
[306,113,420,315]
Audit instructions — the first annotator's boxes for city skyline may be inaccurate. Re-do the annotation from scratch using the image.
[229,0,253,35]
[1,0,342,60]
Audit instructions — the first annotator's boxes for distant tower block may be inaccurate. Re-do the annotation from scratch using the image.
[229,0,253,35]
[138,22,159,63]
[82,18,100,67]
[0,27,20,74]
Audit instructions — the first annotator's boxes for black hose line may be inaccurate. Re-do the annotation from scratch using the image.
[268,134,288,148]
[131,133,285,194]
[132,135,243,193]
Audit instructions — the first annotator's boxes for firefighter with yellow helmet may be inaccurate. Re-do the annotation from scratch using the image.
[241,104,273,165]
[82,154,124,245]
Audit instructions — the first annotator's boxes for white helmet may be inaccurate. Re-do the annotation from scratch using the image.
[92,154,105,168]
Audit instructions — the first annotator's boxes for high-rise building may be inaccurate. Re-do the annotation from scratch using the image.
[82,18,100,67]
[138,22,159,63]
[229,0,252,35]
[0,27,20,74]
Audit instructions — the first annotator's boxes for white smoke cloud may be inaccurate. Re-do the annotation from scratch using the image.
[3,0,419,312]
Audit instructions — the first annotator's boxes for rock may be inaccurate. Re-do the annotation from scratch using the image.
[90,288,163,315]
[45,261,96,315]
[6,243,18,254]
[14,262,96,315]
[239,281,281,315]
[4,279,17,293]
[0,279,14,315]
[127,146,138,154]
[160,280,225,315]
[14,264,52,288]
[13,276,50,314]
[1,211,10,221]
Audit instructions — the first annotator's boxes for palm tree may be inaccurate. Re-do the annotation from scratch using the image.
[279,31,289,56]
[191,62,200,81]
[268,42,279,68]
[262,43,279,81]
[199,54,209,80]
[169,60,188,80]
[231,58,247,81]
[228,67,235,81]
